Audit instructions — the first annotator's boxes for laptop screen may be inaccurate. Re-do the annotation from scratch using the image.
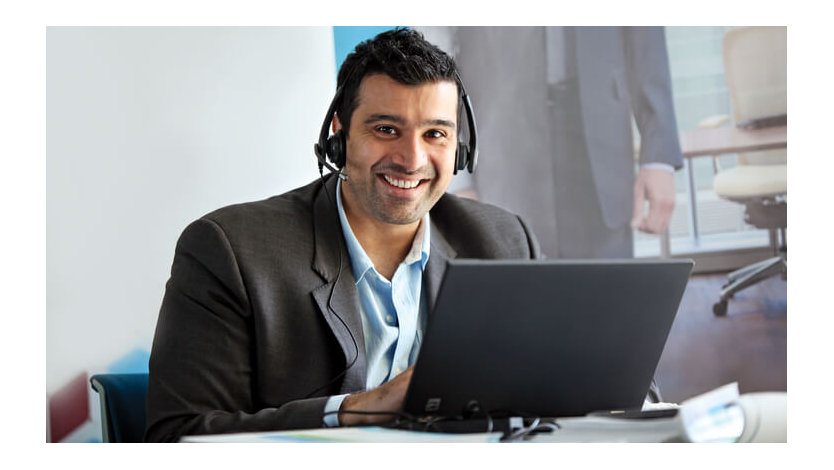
[403,258,693,419]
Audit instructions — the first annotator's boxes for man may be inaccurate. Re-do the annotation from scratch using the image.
[144,28,540,442]
[455,27,682,258]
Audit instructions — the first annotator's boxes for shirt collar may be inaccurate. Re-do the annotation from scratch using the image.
[336,179,431,283]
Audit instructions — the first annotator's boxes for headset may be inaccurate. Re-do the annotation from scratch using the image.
[313,70,479,180]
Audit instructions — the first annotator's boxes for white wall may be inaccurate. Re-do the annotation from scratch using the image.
[46,27,336,393]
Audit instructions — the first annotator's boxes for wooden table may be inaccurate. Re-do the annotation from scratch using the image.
[679,125,787,158]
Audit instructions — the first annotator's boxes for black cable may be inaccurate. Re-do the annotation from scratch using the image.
[476,408,561,441]
[321,397,561,440]
[324,405,562,440]
[303,174,360,399]
[503,416,541,441]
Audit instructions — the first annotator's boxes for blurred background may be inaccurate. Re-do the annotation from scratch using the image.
[45,26,786,442]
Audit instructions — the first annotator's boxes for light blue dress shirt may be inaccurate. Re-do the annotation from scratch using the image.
[322,180,430,427]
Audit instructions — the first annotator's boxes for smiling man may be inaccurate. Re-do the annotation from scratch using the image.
[144,28,540,442]
[337,73,459,279]
[340,74,457,225]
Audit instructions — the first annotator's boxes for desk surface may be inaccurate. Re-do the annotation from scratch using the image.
[179,385,787,443]
[679,125,787,158]
[180,417,685,443]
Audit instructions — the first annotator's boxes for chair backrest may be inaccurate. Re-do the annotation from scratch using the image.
[90,373,148,443]
[723,26,787,166]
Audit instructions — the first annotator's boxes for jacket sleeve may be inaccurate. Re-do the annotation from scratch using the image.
[517,214,544,260]
[623,26,684,170]
[144,218,329,442]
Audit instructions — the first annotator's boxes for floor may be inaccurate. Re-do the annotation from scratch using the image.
[653,271,787,403]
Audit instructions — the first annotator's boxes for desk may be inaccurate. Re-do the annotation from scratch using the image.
[679,125,787,158]
[180,418,684,443]
[179,386,786,443]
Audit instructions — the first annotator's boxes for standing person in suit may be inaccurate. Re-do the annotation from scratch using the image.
[550,26,682,258]
[458,27,682,258]
[144,28,541,442]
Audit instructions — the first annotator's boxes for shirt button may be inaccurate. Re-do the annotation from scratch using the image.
[386,315,394,324]
[394,367,402,375]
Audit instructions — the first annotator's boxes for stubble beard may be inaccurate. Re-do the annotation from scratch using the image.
[345,173,441,226]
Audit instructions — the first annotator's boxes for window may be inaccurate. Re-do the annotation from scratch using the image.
[634,27,774,267]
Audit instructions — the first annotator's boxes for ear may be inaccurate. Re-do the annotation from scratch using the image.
[332,113,343,133]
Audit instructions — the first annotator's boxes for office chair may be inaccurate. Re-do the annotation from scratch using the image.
[710,26,787,317]
[89,373,149,442]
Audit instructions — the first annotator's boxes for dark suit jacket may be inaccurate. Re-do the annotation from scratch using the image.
[571,26,683,229]
[145,174,541,442]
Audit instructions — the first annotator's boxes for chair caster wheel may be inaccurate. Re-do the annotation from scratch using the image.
[713,301,728,317]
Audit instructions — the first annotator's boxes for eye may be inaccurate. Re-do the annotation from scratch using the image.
[425,129,447,139]
[375,125,398,136]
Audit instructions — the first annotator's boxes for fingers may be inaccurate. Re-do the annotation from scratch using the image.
[642,195,675,233]
[338,366,414,426]
[631,178,647,231]
[632,168,676,234]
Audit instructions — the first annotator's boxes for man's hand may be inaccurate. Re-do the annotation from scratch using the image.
[631,167,676,234]
[338,366,414,426]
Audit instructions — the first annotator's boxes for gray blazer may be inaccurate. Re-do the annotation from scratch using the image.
[145,174,541,442]
[571,26,683,229]
[457,27,682,258]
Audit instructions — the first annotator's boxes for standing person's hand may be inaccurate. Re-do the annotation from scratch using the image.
[631,168,676,234]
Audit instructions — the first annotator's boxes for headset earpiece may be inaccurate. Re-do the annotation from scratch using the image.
[314,86,348,179]
[466,138,478,173]
[457,77,478,174]
[326,130,346,169]
[455,142,469,175]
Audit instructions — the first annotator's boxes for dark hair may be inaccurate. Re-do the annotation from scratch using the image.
[334,28,460,136]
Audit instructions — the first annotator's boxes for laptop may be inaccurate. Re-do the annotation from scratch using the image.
[402,258,693,421]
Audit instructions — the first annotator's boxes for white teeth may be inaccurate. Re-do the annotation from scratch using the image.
[383,175,420,189]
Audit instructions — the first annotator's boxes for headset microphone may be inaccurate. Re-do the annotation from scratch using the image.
[314,141,348,180]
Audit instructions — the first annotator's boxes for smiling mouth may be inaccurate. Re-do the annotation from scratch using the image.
[382,175,423,189]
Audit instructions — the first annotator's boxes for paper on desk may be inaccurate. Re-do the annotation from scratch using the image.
[678,382,744,443]
[181,426,503,443]
[540,383,744,443]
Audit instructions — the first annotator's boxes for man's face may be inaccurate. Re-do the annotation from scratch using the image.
[336,73,459,228]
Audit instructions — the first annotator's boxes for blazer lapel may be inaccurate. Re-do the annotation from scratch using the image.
[310,175,367,393]
[424,216,457,315]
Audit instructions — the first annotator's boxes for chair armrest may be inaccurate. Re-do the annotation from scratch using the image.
[698,114,731,129]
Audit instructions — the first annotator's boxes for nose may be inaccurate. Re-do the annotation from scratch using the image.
[394,132,429,172]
